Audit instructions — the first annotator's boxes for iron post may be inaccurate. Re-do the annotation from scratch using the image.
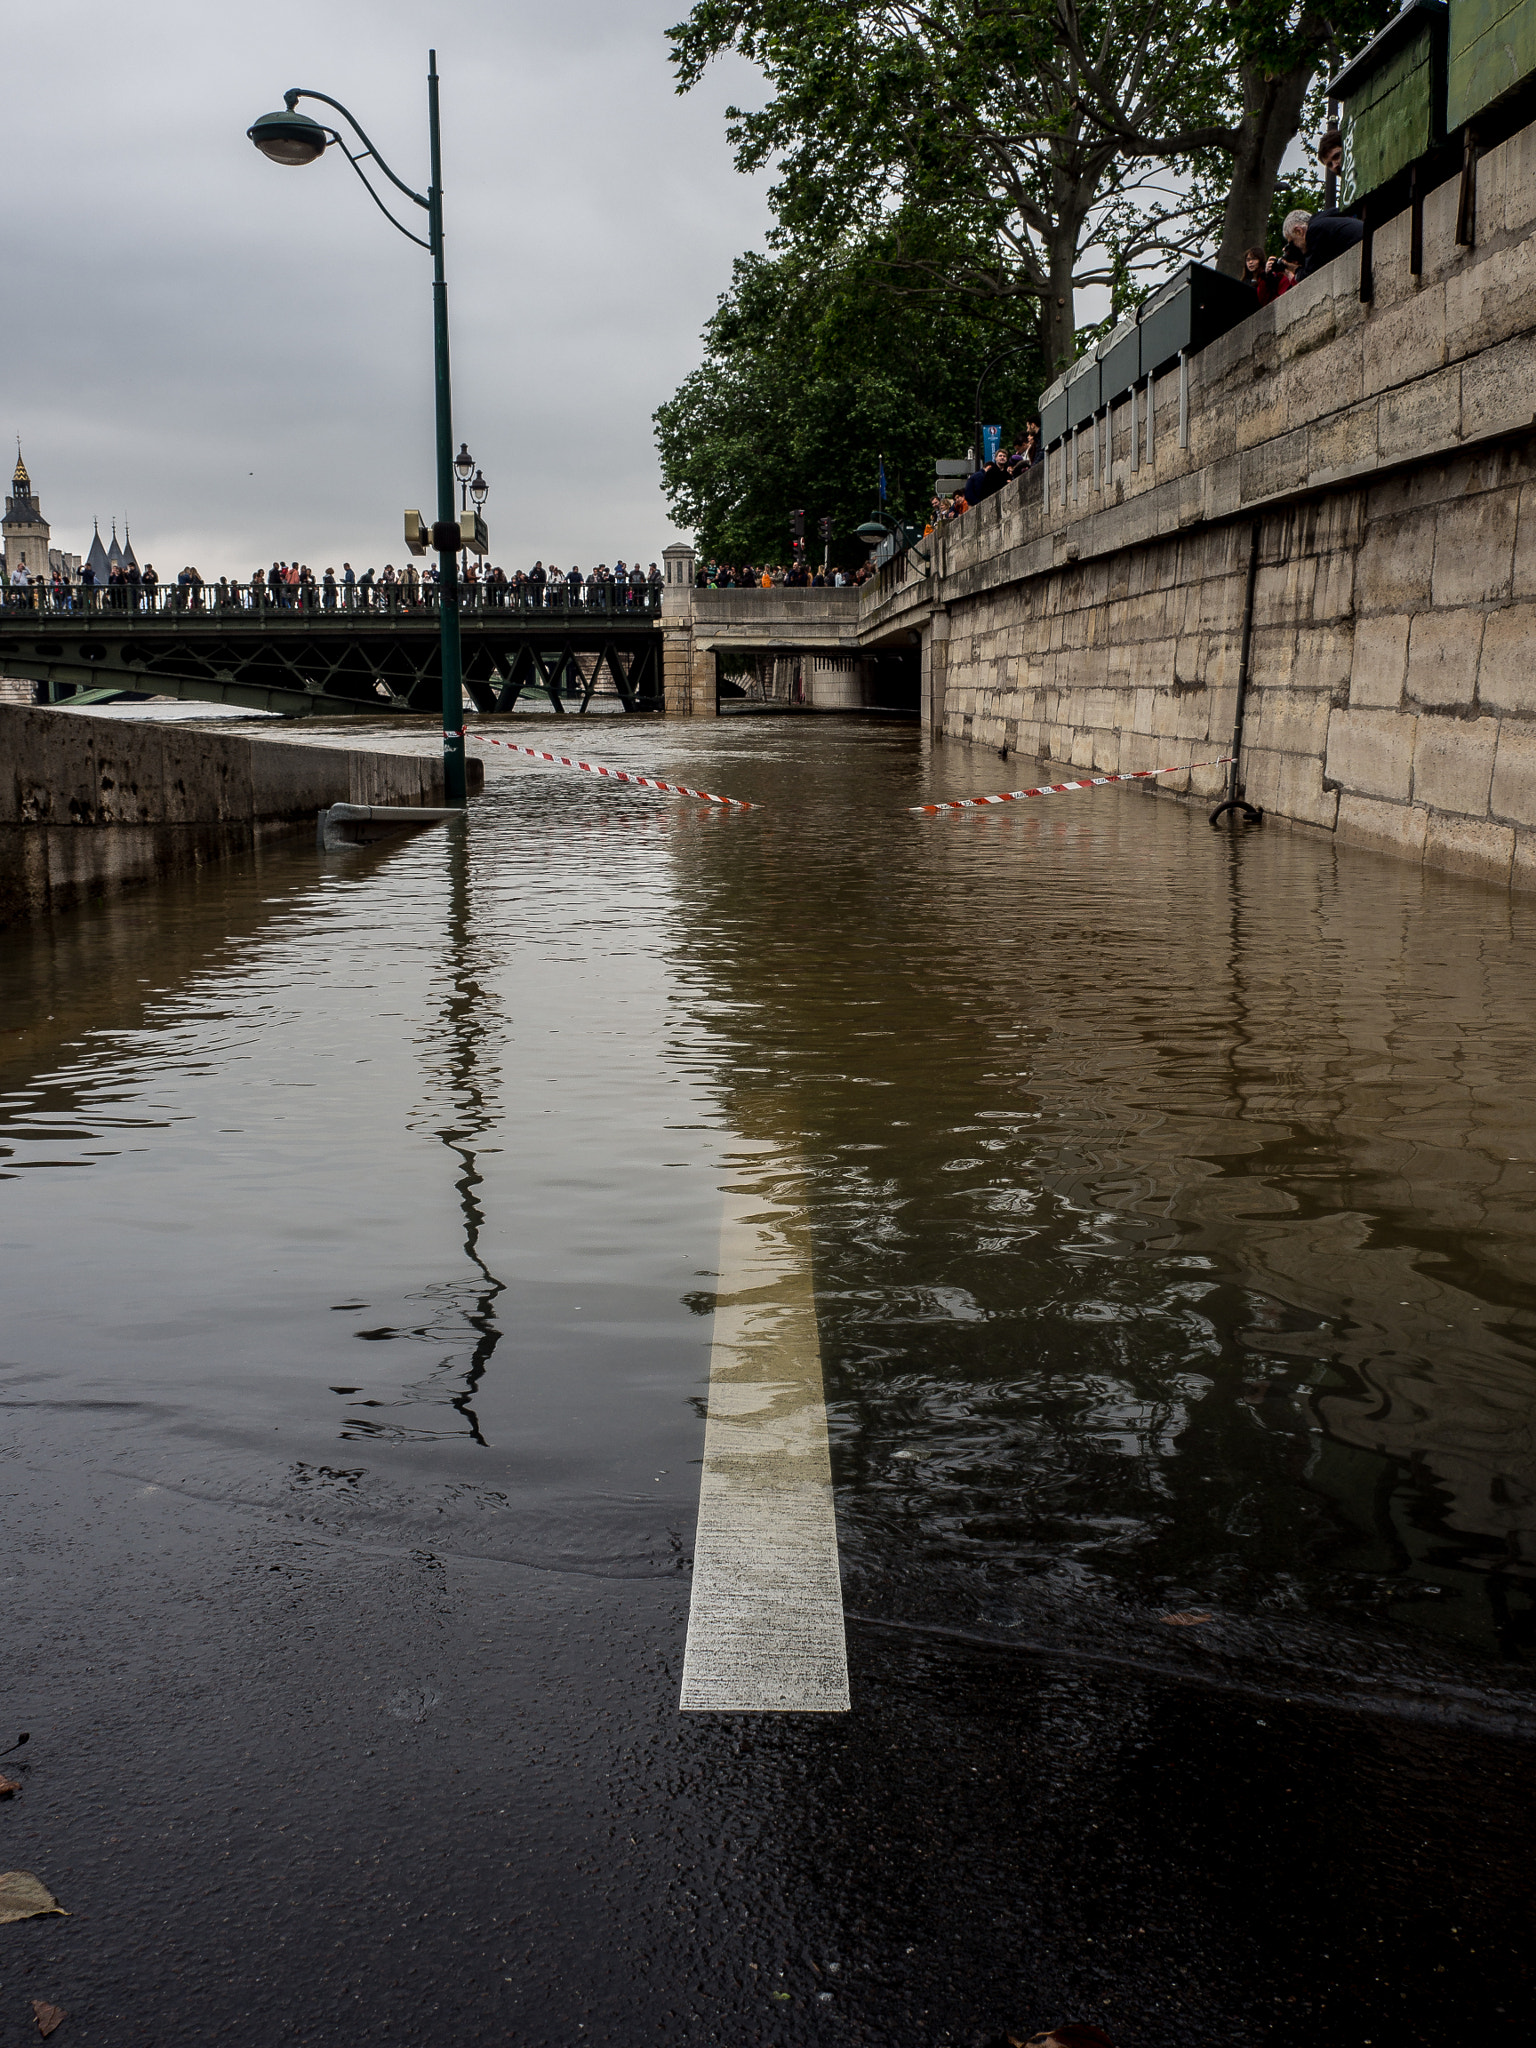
[427,53,465,803]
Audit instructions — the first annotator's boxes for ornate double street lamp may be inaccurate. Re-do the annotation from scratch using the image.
[249,50,471,803]
[454,443,489,583]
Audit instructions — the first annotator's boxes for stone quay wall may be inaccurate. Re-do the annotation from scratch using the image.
[0,705,483,925]
[858,113,1536,891]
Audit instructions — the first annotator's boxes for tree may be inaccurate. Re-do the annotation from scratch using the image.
[669,2,1397,366]
[670,1,1227,374]
[1067,2,1394,277]
[653,226,1046,562]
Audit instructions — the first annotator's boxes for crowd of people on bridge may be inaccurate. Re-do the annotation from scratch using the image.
[5,556,672,613]
[244,558,669,610]
[694,560,865,588]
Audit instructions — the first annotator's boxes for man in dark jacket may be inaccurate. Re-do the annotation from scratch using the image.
[1286,207,1365,280]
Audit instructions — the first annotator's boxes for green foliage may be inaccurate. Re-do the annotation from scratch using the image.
[1268,168,1325,251]
[654,229,1046,563]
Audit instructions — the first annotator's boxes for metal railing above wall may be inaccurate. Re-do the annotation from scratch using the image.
[0,578,666,620]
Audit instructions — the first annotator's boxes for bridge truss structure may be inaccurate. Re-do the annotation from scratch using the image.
[0,584,663,717]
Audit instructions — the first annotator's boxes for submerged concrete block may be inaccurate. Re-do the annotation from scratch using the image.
[1337,791,1429,861]
[1424,812,1516,884]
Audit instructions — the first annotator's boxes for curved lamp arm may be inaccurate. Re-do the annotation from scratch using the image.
[282,86,433,250]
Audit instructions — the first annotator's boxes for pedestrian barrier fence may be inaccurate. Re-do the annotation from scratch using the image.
[467,733,752,808]
[911,758,1234,813]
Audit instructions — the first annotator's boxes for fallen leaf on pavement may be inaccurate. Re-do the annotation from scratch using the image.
[33,2002,66,2038]
[1161,1610,1214,1626]
[0,1775,20,1797]
[0,1873,69,1924]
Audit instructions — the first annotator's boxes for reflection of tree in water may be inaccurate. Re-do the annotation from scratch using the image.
[340,825,505,1447]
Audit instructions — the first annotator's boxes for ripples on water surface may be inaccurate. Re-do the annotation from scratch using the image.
[3,718,1535,1697]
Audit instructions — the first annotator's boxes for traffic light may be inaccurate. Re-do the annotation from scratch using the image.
[818,515,831,542]
[790,508,805,540]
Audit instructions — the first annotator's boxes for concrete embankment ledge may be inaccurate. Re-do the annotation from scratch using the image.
[0,704,483,926]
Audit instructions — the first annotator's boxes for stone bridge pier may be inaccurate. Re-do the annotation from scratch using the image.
[661,545,869,714]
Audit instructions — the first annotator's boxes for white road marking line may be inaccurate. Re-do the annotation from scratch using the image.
[680,1180,849,1713]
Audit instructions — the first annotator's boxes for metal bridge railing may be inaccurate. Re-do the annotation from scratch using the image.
[2,579,665,621]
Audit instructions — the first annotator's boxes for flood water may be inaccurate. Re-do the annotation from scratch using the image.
[4,714,1536,2041]
[7,716,1535,1681]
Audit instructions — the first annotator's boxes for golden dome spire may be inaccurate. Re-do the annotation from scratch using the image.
[12,441,29,491]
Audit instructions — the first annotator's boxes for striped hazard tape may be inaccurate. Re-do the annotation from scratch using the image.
[466,732,751,808]
[911,757,1233,814]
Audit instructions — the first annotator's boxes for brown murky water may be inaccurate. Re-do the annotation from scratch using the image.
[4,714,1535,1692]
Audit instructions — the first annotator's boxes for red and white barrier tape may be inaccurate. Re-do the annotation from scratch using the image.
[466,732,751,808]
[911,757,1233,814]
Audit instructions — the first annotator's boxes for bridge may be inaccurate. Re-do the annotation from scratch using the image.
[0,548,923,718]
[0,579,667,718]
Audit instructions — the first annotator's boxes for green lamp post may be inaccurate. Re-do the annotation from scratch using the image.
[249,51,468,803]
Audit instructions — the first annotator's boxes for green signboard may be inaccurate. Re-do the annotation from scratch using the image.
[1334,2,1449,206]
[1447,0,1536,128]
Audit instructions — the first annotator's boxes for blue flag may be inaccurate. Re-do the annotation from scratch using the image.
[878,457,887,504]
[982,424,1002,462]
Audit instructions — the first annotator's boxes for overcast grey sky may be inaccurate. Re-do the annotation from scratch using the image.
[4,1,770,578]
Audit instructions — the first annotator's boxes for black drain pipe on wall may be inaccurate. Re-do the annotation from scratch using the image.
[1210,517,1265,827]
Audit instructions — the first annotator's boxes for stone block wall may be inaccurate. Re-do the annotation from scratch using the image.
[0,705,483,924]
[862,108,1536,890]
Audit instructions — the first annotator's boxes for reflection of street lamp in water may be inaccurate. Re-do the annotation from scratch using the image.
[331,825,507,1449]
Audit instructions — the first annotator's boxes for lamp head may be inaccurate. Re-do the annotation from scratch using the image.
[854,520,889,543]
[248,109,329,166]
[454,442,475,483]
[469,470,489,507]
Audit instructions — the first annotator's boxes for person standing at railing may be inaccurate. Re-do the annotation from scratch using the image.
[322,567,337,610]
[529,559,547,610]
[566,564,582,606]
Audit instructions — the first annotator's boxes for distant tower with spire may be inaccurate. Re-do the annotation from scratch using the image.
[2,443,82,584]
[85,518,111,587]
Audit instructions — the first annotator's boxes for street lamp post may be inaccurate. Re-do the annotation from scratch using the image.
[454,444,488,588]
[249,49,468,803]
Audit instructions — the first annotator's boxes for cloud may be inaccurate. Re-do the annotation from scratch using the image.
[3,0,770,576]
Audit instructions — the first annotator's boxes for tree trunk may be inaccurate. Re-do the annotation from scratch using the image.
[1043,240,1078,376]
[1214,56,1317,276]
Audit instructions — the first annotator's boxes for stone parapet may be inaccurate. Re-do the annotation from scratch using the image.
[0,705,483,925]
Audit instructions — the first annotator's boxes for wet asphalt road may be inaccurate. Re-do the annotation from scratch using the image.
[3,1427,1532,2047]
[5,718,1536,2044]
